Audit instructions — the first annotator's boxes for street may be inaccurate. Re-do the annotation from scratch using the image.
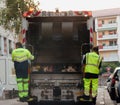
[97,86,120,105]
[0,86,119,105]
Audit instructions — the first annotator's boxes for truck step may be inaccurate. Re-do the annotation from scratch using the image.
[39,101,75,105]
[28,100,94,105]
[76,101,94,105]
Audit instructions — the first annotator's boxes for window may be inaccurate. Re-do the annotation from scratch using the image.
[109,31,114,35]
[108,19,116,24]
[102,32,105,35]
[109,30,117,35]
[9,40,12,54]
[112,19,116,23]
[4,37,7,55]
[109,40,117,46]
[113,30,117,34]
[102,43,106,46]
[102,20,104,24]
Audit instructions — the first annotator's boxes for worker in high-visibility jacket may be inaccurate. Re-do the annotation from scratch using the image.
[12,42,34,102]
[80,46,102,104]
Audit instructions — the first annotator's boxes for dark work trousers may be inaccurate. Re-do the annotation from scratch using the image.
[14,60,29,98]
[14,60,28,78]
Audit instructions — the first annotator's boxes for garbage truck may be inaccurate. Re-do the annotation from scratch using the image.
[22,10,94,105]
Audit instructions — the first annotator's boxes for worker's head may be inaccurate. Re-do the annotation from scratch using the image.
[92,46,99,54]
[16,42,23,48]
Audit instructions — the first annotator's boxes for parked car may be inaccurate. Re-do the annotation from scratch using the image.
[107,67,120,103]
[114,68,120,103]
[106,73,116,100]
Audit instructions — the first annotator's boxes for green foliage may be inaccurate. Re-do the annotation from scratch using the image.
[0,0,39,34]
[100,61,120,75]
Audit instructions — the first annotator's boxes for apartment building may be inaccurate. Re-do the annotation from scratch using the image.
[0,0,18,90]
[92,8,120,62]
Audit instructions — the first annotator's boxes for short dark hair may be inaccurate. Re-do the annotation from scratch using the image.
[92,46,99,52]
[16,42,23,48]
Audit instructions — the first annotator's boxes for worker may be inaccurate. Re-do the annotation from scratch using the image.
[80,46,102,104]
[12,42,34,102]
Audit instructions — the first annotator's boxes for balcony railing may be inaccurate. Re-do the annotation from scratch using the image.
[99,45,118,51]
[97,23,117,30]
[98,34,118,40]
[103,56,119,62]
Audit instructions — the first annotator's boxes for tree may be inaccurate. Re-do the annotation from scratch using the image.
[100,61,120,75]
[0,0,39,34]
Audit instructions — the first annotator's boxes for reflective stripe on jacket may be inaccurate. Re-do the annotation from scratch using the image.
[85,52,101,74]
[12,48,34,62]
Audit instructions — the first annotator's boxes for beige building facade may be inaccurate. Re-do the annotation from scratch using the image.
[92,8,120,62]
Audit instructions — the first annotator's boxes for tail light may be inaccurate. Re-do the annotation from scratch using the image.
[112,78,115,84]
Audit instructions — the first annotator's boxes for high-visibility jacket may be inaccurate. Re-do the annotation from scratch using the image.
[84,52,102,74]
[12,48,34,62]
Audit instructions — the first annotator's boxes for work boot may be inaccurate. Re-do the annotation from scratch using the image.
[92,97,97,105]
[27,97,34,102]
[79,95,92,101]
[21,96,33,102]
[19,98,25,102]
[22,96,29,102]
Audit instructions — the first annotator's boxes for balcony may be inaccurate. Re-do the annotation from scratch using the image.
[99,45,118,51]
[98,34,118,40]
[103,56,119,62]
[97,23,117,31]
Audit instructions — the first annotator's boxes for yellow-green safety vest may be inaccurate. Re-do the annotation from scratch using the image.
[84,52,102,74]
[12,48,34,62]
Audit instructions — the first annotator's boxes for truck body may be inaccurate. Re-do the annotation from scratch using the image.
[24,10,93,104]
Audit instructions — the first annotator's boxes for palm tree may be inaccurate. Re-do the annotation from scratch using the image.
[0,0,39,34]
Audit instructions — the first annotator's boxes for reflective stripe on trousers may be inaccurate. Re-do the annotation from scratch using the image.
[83,78,98,97]
[17,78,29,98]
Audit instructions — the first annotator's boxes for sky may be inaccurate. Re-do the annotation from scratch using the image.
[34,0,120,11]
